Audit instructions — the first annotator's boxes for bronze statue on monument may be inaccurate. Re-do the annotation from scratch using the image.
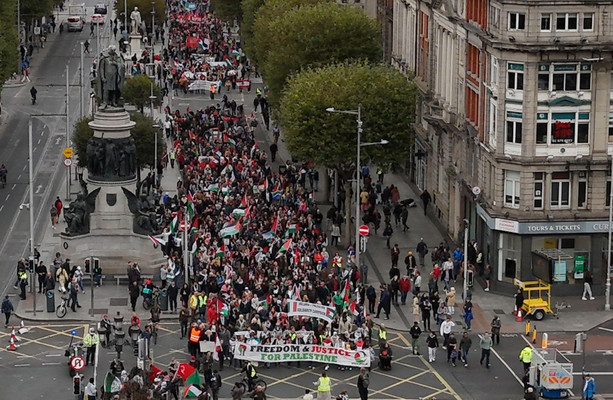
[96,45,126,109]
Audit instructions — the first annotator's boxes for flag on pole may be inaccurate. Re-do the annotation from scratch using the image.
[341,280,351,304]
[206,183,219,192]
[232,208,246,217]
[348,299,358,315]
[262,231,274,241]
[240,194,248,208]
[183,384,203,397]
[187,192,195,216]
[286,224,297,235]
[190,217,199,233]
[223,133,236,146]
[149,235,167,246]
[308,192,315,204]
[279,239,292,252]
[215,244,225,258]
[272,215,279,233]
[104,371,122,393]
[220,221,241,237]
[170,216,180,235]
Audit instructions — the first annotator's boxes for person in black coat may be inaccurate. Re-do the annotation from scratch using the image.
[376,285,391,320]
[357,368,369,400]
[129,281,140,312]
[167,280,179,312]
[515,288,525,315]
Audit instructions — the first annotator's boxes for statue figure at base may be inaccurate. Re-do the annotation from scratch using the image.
[98,45,125,108]
[130,7,143,33]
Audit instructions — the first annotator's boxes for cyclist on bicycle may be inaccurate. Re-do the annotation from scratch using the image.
[242,361,258,391]
[0,164,7,186]
[142,278,156,302]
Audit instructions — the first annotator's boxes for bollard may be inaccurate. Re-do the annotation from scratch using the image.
[525,321,531,336]
[532,325,537,344]
[541,332,548,349]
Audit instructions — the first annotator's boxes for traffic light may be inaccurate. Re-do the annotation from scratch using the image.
[84,259,90,273]
[27,257,34,273]
[467,269,474,287]
[73,375,81,395]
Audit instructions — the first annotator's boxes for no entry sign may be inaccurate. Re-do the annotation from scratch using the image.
[359,225,369,236]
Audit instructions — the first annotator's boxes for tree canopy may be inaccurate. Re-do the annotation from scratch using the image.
[250,0,328,68]
[122,75,162,113]
[211,0,242,23]
[0,0,19,86]
[259,3,381,105]
[20,0,55,20]
[279,62,417,176]
[240,0,265,59]
[72,114,162,171]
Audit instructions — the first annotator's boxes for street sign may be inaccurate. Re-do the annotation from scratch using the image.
[63,158,73,167]
[180,221,187,231]
[70,355,85,371]
[359,225,370,237]
[62,147,74,158]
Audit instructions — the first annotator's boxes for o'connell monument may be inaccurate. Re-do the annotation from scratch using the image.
[60,45,163,275]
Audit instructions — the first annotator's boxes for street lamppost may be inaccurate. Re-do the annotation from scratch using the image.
[152,123,160,183]
[463,219,469,301]
[326,105,388,270]
[19,120,36,315]
[151,2,155,51]
[606,156,613,311]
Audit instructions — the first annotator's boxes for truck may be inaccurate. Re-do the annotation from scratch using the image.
[68,4,86,19]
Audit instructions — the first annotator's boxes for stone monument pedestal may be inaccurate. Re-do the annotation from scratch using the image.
[59,108,164,276]
[128,33,143,60]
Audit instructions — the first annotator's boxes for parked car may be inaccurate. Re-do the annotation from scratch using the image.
[91,14,105,24]
[94,4,108,14]
[66,16,84,32]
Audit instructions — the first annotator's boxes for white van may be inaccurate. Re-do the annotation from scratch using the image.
[66,16,84,32]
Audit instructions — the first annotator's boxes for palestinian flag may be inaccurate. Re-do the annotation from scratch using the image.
[188,130,195,141]
[190,217,199,233]
[187,192,195,216]
[232,208,246,217]
[348,299,358,315]
[223,133,236,146]
[279,239,292,253]
[104,371,122,393]
[220,303,230,317]
[225,59,233,68]
[206,183,219,192]
[244,206,251,221]
[170,216,180,235]
[286,223,297,235]
[341,280,351,304]
[215,244,225,258]
[149,235,166,246]
[221,186,230,195]
[262,231,274,241]
[308,192,315,205]
[184,384,203,397]
[220,221,241,237]
[240,194,248,208]
[253,185,260,194]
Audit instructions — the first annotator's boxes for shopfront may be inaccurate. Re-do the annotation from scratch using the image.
[476,204,608,295]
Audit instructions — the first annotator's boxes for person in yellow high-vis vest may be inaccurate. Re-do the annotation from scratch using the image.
[314,371,332,400]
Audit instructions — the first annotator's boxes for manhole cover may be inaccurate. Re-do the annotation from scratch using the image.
[109,298,128,306]
[89,308,108,314]
[493,309,505,314]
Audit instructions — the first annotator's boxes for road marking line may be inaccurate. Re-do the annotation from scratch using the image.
[22,165,27,171]
[40,131,44,137]
[417,355,462,399]
[45,354,62,357]
[12,183,16,189]
[14,364,30,367]
[572,372,613,376]
[5,194,9,200]
[0,206,3,212]
[37,138,41,145]
[42,362,61,365]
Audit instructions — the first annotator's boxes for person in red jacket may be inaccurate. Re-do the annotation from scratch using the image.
[399,275,412,305]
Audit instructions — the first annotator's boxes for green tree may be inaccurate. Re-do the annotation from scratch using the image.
[72,114,162,173]
[211,0,242,23]
[280,62,417,244]
[250,0,328,67]
[122,75,162,113]
[240,0,265,57]
[115,0,167,29]
[260,3,381,105]
[0,0,19,86]
[20,0,54,20]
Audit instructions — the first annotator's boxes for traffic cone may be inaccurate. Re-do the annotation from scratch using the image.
[18,319,30,335]
[7,336,17,351]
[10,327,20,342]
[512,305,517,316]
[516,309,523,322]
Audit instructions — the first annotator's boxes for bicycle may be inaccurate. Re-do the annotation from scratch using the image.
[145,321,159,345]
[142,287,160,311]
[56,296,69,318]
[236,373,267,393]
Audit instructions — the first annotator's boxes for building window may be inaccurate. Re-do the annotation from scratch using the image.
[556,13,578,31]
[504,170,521,208]
[489,101,497,148]
[551,171,570,209]
[507,63,524,90]
[491,56,499,87]
[490,6,500,28]
[508,12,525,30]
[607,179,611,207]
[577,172,587,208]
[608,113,613,139]
[583,13,594,31]
[535,112,590,145]
[538,64,591,91]
[541,14,551,31]
[506,112,522,143]
[534,172,544,209]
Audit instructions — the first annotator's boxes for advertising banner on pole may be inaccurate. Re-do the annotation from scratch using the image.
[233,343,370,367]
[287,300,336,322]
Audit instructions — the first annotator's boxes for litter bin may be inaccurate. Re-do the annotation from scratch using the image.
[46,290,55,312]
[159,289,168,311]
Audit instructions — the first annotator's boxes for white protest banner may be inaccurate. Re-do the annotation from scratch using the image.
[199,340,216,353]
[233,343,370,367]
[287,300,336,322]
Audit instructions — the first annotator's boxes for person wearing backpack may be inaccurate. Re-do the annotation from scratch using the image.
[1,296,14,327]
[357,368,369,400]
